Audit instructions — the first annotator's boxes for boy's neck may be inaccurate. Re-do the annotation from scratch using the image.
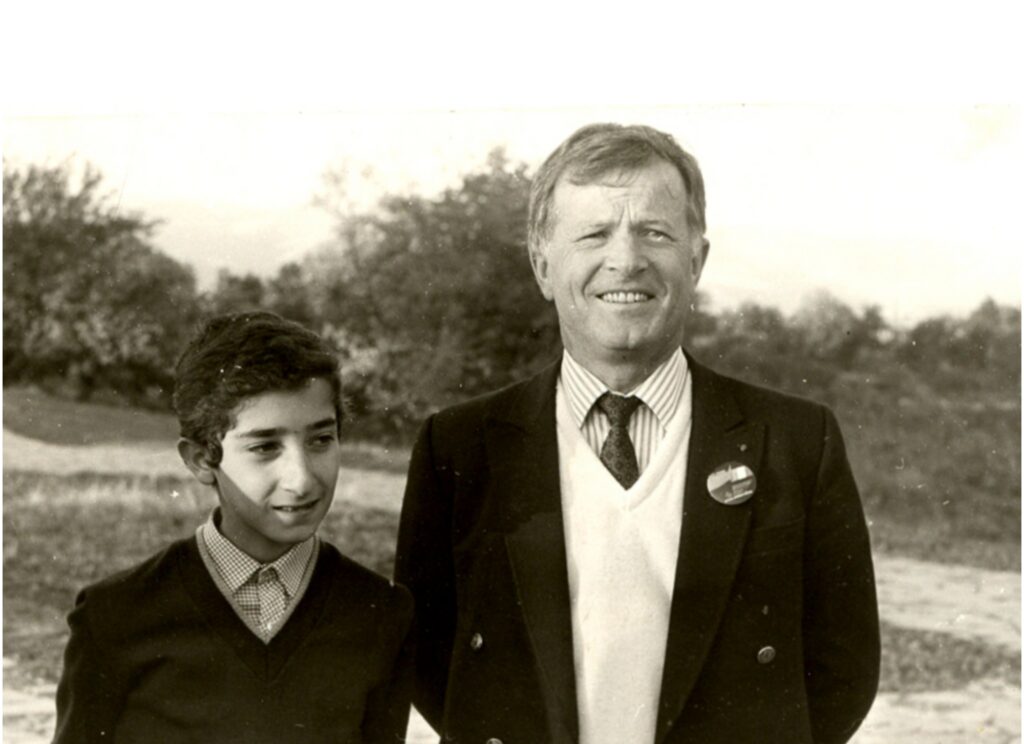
[211,507,299,564]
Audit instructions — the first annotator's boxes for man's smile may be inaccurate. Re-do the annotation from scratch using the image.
[598,291,654,304]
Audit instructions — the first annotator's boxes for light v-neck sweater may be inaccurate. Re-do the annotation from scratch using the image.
[557,375,692,744]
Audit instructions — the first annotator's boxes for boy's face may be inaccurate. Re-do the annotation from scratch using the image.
[211,377,340,562]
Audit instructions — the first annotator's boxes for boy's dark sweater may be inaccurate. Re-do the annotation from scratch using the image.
[54,536,413,744]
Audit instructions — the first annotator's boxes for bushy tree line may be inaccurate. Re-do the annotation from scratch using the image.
[690,293,1020,403]
[3,163,201,404]
[4,159,1018,442]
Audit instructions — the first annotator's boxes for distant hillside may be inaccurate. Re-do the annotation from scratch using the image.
[3,386,179,445]
[1,386,410,474]
[697,345,1020,573]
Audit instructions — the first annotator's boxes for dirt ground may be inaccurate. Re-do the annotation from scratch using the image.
[5,543,1018,743]
[3,429,1020,742]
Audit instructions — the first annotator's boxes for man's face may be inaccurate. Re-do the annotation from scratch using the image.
[530,159,709,380]
[213,377,340,562]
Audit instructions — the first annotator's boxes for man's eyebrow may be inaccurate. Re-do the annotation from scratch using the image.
[633,218,679,229]
[308,417,338,431]
[572,220,613,232]
[635,211,682,223]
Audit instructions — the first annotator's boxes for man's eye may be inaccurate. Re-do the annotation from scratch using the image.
[644,229,671,241]
[578,230,606,242]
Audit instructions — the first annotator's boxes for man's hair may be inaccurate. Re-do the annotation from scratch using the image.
[173,311,343,466]
[527,123,707,251]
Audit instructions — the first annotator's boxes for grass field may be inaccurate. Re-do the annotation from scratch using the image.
[1,386,412,473]
[2,469,401,690]
[5,384,1018,570]
[4,469,1019,698]
[2,386,1020,707]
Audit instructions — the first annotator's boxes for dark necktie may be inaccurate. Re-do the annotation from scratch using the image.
[596,393,642,488]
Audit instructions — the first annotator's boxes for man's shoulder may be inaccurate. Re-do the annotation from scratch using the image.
[430,359,559,430]
[691,356,832,424]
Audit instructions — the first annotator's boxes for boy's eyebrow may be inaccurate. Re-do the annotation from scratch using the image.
[234,417,338,439]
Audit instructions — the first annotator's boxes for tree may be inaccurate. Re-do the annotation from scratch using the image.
[788,291,893,367]
[960,298,1021,379]
[204,270,266,316]
[264,263,317,327]
[3,161,200,403]
[311,150,560,434]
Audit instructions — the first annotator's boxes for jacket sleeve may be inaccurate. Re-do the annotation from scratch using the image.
[53,589,126,743]
[803,407,881,743]
[361,586,416,744]
[394,415,457,730]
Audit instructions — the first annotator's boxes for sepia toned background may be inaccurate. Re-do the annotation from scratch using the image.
[3,4,1021,742]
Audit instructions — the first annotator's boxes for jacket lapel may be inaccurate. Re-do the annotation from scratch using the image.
[487,361,579,744]
[655,358,765,743]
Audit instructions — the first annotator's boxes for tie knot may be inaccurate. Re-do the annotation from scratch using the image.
[596,393,642,427]
[256,566,279,585]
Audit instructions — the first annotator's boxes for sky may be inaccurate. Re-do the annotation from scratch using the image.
[3,2,1021,326]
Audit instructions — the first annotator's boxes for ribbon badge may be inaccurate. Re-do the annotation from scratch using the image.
[707,461,757,506]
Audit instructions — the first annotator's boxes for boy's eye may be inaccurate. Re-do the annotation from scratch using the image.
[248,442,281,456]
[309,432,338,449]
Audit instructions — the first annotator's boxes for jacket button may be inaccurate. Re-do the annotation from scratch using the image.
[470,632,484,651]
[757,645,776,664]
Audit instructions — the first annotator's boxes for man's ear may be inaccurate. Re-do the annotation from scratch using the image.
[177,439,217,486]
[529,243,555,301]
[692,238,710,284]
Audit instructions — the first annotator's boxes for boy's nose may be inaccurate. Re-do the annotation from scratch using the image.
[280,449,316,496]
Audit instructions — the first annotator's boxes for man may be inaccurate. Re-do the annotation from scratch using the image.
[395,123,880,744]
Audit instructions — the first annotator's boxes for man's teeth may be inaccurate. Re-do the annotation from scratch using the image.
[601,291,650,303]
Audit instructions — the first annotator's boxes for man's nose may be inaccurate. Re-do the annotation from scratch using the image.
[604,230,647,274]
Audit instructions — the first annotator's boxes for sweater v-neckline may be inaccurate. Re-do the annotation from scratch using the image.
[175,537,336,681]
[557,385,692,512]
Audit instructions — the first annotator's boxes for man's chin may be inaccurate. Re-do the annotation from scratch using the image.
[596,326,660,352]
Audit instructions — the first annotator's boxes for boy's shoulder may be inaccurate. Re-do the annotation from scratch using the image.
[73,536,413,640]
[74,536,197,612]
[314,541,413,620]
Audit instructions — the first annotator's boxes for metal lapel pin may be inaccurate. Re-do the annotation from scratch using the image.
[707,461,757,506]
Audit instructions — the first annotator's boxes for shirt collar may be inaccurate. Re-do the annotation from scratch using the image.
[560,348,688,429]
[201,509,316,598]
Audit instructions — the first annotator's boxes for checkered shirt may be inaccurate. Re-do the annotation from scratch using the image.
[198,512,317,642]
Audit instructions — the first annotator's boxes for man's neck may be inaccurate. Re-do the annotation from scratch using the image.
[568,350,677,393]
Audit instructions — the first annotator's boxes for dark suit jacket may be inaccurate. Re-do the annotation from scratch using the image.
[395,354,880,744]
[54,537,414,744]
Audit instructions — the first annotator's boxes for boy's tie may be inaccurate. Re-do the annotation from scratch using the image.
[596,393,642,488]
[256,566,288,634]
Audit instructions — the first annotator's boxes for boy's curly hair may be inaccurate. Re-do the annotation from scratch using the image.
[173,311,343,466]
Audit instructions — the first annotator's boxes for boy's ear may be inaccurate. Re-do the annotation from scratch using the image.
[177,438,218,485]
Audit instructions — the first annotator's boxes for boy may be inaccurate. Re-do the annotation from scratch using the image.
[54,311,413,743]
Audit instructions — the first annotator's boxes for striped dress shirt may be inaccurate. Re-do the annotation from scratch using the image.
[197,512,318,642]
[561,348,689,474]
